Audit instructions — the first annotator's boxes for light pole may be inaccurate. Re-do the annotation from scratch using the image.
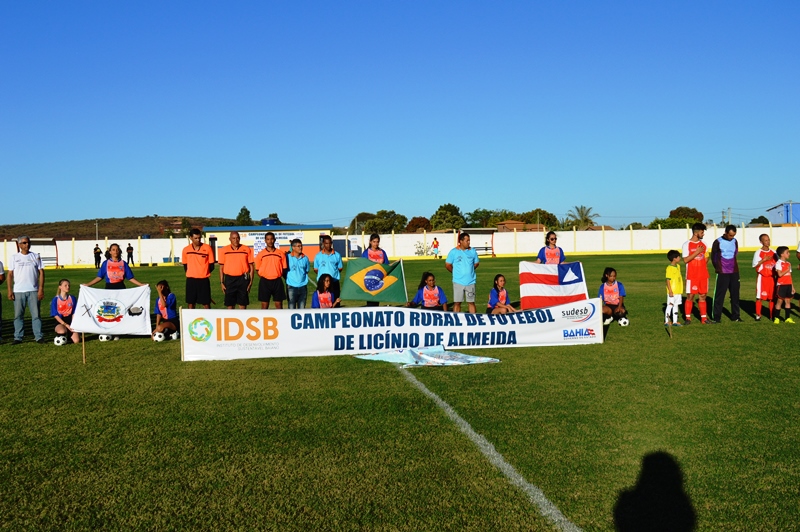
[95,220,98,241]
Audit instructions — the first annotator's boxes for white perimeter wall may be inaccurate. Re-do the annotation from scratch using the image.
[2,225,800,267]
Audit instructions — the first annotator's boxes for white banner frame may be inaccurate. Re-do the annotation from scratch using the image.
[180,298,604,361]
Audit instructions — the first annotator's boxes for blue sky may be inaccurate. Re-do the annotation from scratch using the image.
[2,1,798,229]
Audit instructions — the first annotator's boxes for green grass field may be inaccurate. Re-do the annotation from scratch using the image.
[1,255,798,530]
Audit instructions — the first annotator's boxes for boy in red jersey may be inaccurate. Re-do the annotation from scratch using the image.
[773,246,795,324]
[752,234,776,321]
[681,223,710,324]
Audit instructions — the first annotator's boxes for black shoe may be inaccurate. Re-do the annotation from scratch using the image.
[731,318,743,323]
[704,319,719,324]
[36,338,46,344]
[12,340,22,345]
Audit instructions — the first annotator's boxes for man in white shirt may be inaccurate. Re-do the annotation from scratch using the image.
[7,236,45,344]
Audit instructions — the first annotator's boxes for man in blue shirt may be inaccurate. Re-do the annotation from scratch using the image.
[709,225,740,323]
[445,232,480,313]
[313,235,343,307]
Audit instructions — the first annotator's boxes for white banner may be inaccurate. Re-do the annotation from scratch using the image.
[72,286,153,336]
[180,298,604,361]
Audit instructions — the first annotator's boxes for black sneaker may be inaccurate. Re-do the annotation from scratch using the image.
[731,318,743,323]
[704,319,719,324]
[36,338,46,344]
[12,340,22,345]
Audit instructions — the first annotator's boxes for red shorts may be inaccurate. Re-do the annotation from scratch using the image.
[756,276,775,300]
[685,277,708,295]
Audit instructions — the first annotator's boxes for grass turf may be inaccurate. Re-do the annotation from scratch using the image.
[1,255,798,530]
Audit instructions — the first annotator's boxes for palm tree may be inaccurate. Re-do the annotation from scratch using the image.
[566,205,599,229]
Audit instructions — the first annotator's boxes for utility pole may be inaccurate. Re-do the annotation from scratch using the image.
[95,220,98,241]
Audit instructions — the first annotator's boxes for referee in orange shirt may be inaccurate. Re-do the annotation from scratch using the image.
[254,232,287,309]
[218,231,255,309]
[181,228,215,309]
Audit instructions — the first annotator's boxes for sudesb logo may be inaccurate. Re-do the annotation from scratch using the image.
[561,303,596,323]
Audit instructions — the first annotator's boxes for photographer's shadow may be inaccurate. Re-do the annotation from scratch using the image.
[613,451,696,531]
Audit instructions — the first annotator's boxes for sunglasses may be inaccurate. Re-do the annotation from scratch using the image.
[20,241,30,245]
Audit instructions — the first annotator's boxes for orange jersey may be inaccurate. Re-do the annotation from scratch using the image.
[682,240,709,280]
[255,247,287,280]
[182,243,214,279]
[106,260,126,283]
[218,245,254,276]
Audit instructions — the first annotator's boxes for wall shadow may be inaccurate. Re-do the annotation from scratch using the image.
[613,451,696,531]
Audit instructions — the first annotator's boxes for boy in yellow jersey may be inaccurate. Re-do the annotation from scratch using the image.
[665,250,684,327]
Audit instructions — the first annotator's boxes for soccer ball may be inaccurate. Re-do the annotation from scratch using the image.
[98,334,112,342]
[153,332,166,342]
[618,317,630,327]
[170,332,180,341]
[54,335,67,346]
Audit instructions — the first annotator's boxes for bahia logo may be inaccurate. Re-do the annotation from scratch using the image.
[563,328,596,339]
[561,303,596,323]
[188,318,213,342]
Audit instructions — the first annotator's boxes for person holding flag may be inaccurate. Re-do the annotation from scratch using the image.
[361,233,388,306]
[84,243,147,290]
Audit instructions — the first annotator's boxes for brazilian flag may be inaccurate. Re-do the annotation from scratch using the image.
[340,259,408,303]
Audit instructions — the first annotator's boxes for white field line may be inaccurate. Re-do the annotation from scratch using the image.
[399,367,583,532]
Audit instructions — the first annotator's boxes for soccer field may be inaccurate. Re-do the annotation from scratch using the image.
[1,255,797,530]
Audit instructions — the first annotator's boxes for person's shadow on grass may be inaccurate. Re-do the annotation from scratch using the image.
[613,451,696,532]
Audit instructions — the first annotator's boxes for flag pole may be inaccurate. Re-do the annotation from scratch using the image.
[81,333,86,364]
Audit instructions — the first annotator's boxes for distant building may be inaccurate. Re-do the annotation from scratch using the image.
[767,201,800,225]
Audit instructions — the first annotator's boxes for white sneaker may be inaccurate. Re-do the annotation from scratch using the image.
[170,332,180,341]
[603,317,614,325]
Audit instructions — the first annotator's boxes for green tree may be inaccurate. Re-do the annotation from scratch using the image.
[669,206,704,222]
[623,222,645,230]
[349,212,377,234]
[566,205,599,229]
[519,209,558,228]
[430,212,465,231]
[180,217,192,237]
[363,210,408,234]
[430,204,465,230]
[267,213,282,224]
[465,208,494,228]
[235,206,253,226]
[648,217,700,229]
[749,215,769,225]
[405,216,432,233]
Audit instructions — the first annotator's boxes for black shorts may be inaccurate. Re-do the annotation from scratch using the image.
[186,277,212,305]
[777,285,793,299]
[105,282,126,290]
[258,277,286,303]
[224,274,250,307]
[606,303,625,314]
[159,318,180,329]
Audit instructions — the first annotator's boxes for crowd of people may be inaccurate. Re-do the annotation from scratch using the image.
[1,226,797,345]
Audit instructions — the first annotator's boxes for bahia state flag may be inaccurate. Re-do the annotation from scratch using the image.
[519,261,589,309]
[340,259,408,303]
